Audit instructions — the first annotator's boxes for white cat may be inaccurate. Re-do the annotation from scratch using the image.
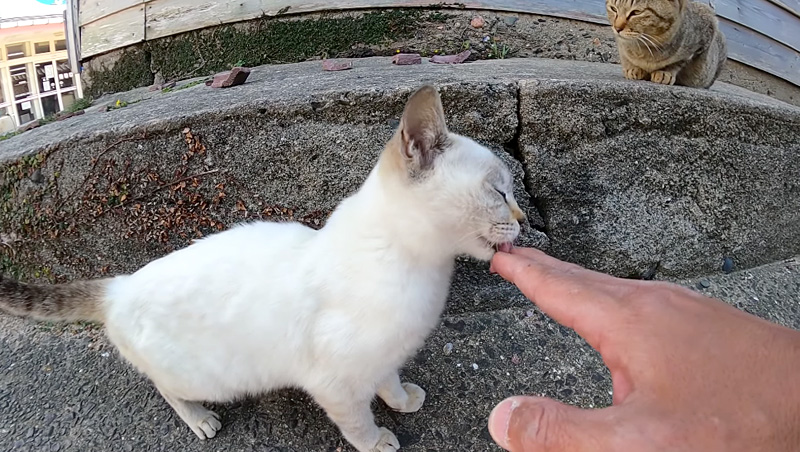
[0,85,525,451]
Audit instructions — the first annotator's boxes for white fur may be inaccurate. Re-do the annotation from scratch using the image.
[101,99,521,451]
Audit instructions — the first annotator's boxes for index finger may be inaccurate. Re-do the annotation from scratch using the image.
[491,250,626,348]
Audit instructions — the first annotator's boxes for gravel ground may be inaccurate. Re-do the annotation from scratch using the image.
[1,257,798,451]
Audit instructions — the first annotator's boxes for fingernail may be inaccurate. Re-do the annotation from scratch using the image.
[489,261,497,274]
[488,398,518,450]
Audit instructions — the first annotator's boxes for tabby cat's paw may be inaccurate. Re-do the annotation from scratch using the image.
[396,383,426,413]
[651,71,677,85]
[371,428,400,452]
[623,67,648,80]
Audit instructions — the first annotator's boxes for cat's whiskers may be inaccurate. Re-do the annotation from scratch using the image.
[453,228,487,249]
[640,33,664,52]
[637,35,655,57]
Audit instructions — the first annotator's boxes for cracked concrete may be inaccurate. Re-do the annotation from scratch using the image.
[2,57,798,285]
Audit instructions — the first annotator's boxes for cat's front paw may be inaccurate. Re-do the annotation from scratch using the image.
[651,71,676,85]
[623,66,648,80]
[371,427,400,452]
[192,411,222,439]
[395,383,426,413]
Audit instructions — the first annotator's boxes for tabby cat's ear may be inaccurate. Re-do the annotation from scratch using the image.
[398,85,449,173]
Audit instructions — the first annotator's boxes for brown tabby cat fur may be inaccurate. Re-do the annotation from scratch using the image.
[606,0,727,88]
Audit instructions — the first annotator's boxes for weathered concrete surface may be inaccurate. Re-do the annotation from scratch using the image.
[1,257,798,452]
[519,78,800,278]
[1,58,798,292]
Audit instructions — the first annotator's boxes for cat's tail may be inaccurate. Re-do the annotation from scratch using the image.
[0,275,110,323]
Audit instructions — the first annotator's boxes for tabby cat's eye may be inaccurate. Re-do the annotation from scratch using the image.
[628,9,643,17]
[608,4,618,12]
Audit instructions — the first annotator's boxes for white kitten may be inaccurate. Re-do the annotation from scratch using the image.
[0,86,524,452]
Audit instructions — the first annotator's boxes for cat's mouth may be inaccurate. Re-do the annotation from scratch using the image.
[480,236,514,253]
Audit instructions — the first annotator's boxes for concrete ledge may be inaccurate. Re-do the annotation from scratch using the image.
[520,78,800,277]
[0,57,798,295]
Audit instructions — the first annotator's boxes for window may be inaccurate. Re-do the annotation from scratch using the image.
[16,101,36,124]
[41,94,59,117]
[36,62,57,93]
[57,60,74,89]
[54,40,67,51]
[6,43,28,60]
[0,77,5,104]
[9,64,32,100]
[60,91,76,111]
[35,42,51,54]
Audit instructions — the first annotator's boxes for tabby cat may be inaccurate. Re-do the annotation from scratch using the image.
[606,0,727,88]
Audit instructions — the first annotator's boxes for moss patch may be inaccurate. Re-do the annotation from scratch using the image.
[149,9,437,79]
[85,9,449,94]
[84,47,154,98]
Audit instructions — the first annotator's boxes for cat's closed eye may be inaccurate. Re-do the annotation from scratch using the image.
[494,188,507,200]
[628,9,644,18]
[608,4,618,12]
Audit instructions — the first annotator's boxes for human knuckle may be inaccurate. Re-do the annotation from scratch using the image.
[517,401,569,451]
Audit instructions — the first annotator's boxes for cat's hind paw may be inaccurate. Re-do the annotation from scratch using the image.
[651,70,677,85]
[371,428,400,452]
[396,383,426,413]
[623,67,648,80]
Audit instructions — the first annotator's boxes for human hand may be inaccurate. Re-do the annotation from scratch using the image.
[487,247,800,452]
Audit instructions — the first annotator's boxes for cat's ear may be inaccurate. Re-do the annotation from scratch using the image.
[398,85,449,173]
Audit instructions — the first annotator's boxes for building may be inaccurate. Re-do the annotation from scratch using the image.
[0,0,82,130]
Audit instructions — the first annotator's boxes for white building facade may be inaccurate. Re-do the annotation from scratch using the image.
[0,0,82,129]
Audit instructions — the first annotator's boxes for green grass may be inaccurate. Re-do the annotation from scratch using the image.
[488,42,512,59]
[162,79,205,93]
[0,131,19,141]
[66,96,93,113]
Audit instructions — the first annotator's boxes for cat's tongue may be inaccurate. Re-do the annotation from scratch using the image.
[496,242,513,253]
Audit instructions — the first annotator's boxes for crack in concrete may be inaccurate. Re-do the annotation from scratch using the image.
[506,83,550,237]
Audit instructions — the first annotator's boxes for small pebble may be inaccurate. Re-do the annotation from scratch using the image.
[470,16,485,28]
[443,343,453,355]
[697,279,711,289]
[391,53,421,65]
[430,50,471,65]
[511,354,521,364]
[30,168,44,184]
[504,16,519,26]
[472,363,479,370]
[322,60,352,71]
[207,67,251,88]
[722,257,734,274]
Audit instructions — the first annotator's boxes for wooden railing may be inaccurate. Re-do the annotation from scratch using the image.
[72,0,800,87]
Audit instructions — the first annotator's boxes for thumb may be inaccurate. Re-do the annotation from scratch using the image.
[488,396,615,452]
